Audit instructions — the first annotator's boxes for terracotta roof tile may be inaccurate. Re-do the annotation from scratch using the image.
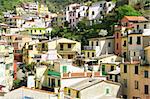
[124,16,148,22]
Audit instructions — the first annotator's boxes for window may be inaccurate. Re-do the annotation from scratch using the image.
[124,79,127,88]
[100,11,103,14]
[68,89,71,95]
[34,30,36,32]
[123,41,126,46]
[144,24,147,29]
[137,36,141,44]
[123,52,127,59]
[92,11,95,15]
[68,55,73,59]
[51,79,55,87]
[92,52,94,57]
[70,19,72,23]
[68,44,71,48]
[135,66,138,74]
[31,30,32,33]
[135,80,139,89]
[134,52,136,56]
[106,88,109,94]
[96,41,98,46]
[124,64,127,73]
[111,66,114,71]
[63,66,67,73]
[28,45,33,50]
[110,75,112,79]
[108,4,111,7]
[91,41,93,46]
[144,85,149,94]
[48,78,51,86]
[58,79,60,87]
[129,37,132,44]
[87,52,90,57]
[76,91,80,98]
[144,70,149,78]
[60,44,63,50]
[137,25,139,30]
[100,4,103,7]
[40,30,41,32]
[108,42,111,47]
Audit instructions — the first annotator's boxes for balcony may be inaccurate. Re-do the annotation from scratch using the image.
[48,70,61,77]
[83,46,99,50]
[127,29,143,34]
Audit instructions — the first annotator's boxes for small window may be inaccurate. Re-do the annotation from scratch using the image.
[135,66,138,74]
[100,11,103,14]
[124,64,127,73]
[96,41,98,46]
[111,66,114,71]
[137,25,139,30]
[68,89,71,96]
[91,41,93,46]
[60,44,63,50]
[144,70,149,78]
[129,37,132,44]
[87,52,90,57]
[40,30,42,32]
[123,41,126,46]
[135,80,139,89]
[34,30,36,32]
[134,52,136,56]
[31,30,32,33]
[68,44,71,48]
[28,45,33,50]
[124,79,127,88]
[68,55,73,59]
[92,52,94,57]
[106,88,109,94]
[92,11,95,15]
[108,42,111,47]
[76,91,80,98]
[144,85,149,94]
[144,24,147,29]
[123,52,127,59]
[108,4,111,7]
[137,36,141,44]
[100,4,103,7]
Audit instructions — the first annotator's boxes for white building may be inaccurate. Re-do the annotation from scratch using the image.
[65,79,121,99]
[83,36,115,59]
[0,44,14,91]
[86,1,115,25]
[3,86,58,99]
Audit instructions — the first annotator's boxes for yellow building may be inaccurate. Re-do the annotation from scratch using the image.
[120,45,150,99]
[38,4,49,14]
[121,36,128,61]
[23,38,81,64]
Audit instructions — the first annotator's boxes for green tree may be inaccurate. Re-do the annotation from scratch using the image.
[116,5,142,20]
[13,79,21,89]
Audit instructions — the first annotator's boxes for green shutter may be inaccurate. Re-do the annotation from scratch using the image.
[63,66,67,73]
[102,65,107,75]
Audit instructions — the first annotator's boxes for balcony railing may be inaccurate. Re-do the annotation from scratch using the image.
[83,46,99,50]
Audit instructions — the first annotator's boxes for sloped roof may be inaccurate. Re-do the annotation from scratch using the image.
[124,16,148,22]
